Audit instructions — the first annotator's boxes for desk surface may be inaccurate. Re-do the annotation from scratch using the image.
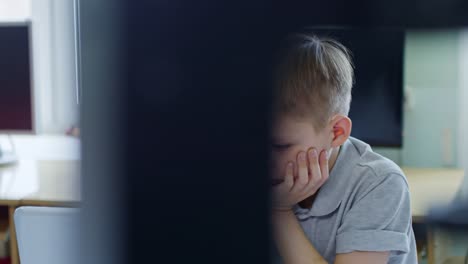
[0,135,80,206]
[403,167,465,223]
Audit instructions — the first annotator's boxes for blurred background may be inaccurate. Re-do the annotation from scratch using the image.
[0,0,467,264]
[0,1,80,264]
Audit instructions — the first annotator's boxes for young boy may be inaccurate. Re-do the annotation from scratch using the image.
[270,34,417,264]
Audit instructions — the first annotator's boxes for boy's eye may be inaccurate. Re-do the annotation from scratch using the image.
[271,144,291,150]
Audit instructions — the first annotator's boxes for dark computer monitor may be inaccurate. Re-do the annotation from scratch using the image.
[0,22,33,132]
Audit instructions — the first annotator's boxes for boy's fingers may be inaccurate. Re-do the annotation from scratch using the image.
[308,148,321,185]
[292,152,308,191]
[284,162,294,190]
[319,150,329,184]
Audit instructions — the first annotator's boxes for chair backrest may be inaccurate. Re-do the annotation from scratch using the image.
[14,206,80,264]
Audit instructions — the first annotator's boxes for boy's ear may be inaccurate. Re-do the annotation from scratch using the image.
[329,115,352,148]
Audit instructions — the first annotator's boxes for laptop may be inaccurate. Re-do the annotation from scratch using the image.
[14,206,80,264]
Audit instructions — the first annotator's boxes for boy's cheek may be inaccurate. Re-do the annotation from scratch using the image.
[269,160,281,179]
[269,154,290,179]
[270,166,283,181]
[269,156,280,178]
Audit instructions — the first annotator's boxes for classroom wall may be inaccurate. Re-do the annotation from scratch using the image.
[374,30,461,169]
[0,0,29,20]
[459,30,468,172]
[31,0,79,133]
[456,29,468,200]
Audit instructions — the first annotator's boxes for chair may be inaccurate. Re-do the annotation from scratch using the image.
[14,206,80,264]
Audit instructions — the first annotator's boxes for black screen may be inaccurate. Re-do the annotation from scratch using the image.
[312,28,404,147]
[0,24,33,131]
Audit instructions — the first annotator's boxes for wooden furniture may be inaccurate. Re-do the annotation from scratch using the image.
[0,135,80,264]
[404,168,465,223]
[403,167,466,264]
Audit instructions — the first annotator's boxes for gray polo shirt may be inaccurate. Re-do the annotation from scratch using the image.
[273,137,417,264]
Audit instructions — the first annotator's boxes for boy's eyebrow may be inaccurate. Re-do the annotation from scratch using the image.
[271,136,297,144]
[270,137,286,143]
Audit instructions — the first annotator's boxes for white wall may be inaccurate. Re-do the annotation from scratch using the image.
[0,0,79,134]
[374,30,461,169]
[0,0,30,21]
[457,29,468,200]
[31,0,79,133]
[458,30,468,171]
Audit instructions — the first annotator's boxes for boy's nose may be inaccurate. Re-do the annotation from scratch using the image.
[271,178,284,186]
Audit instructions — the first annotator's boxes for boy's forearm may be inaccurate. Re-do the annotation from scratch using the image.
[272,210,327,264]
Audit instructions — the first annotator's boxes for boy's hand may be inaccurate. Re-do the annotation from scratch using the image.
[272,148,329,211]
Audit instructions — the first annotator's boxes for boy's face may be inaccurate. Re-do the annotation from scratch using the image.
[270,114,331,181]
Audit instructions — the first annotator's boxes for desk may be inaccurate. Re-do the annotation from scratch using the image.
[403,168,465,223]
[403,167,465,264]
[0,135,80,264]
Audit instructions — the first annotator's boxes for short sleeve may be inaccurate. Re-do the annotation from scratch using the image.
[336,173,412,254]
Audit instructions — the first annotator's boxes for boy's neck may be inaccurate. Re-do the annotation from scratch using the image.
[327,146,341,173]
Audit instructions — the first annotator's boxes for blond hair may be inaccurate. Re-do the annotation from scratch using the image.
[273,33,354,131]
